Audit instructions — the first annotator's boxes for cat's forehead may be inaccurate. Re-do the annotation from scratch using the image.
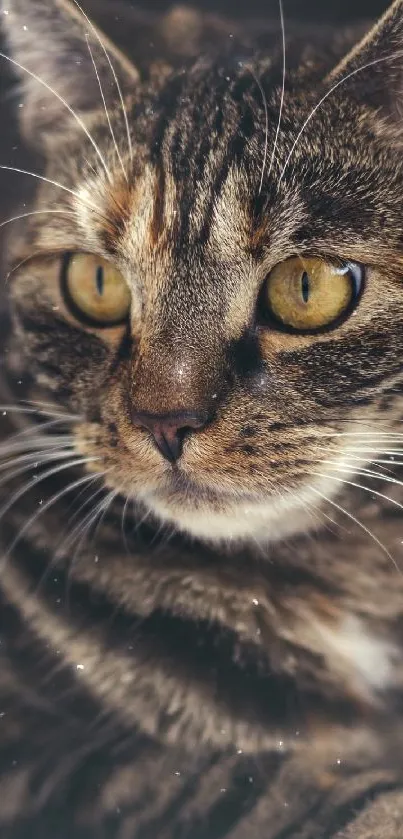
[24,47,403,290]
[87,78,384,268]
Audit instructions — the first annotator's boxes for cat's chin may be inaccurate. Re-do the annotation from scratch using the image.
[136,482,325,545]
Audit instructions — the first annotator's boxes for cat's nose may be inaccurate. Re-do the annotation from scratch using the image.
[131,410,207,463]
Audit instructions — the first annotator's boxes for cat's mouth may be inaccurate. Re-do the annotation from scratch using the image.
[88,419,344,544]
[134,469,317,544]
[163,469,259,503]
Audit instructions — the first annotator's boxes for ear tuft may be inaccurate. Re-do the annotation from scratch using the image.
[1,0,138,146]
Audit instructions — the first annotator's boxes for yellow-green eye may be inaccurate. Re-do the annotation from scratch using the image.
[62,253,131,326]
[262,256,364,332]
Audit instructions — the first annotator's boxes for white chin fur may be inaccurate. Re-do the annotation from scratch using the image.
[133,431,377,544]
[138,479,332,544]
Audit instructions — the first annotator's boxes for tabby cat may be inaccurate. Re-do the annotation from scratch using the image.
[1,0,403,836]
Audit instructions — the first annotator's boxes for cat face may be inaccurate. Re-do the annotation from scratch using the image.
[4,0,403,543]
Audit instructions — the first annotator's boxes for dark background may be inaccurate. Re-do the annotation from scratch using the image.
[127,0,388,22]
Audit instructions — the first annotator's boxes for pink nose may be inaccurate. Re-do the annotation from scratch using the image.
[131,410,207,462]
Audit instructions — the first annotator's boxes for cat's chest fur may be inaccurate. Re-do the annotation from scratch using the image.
[1,0,403,837]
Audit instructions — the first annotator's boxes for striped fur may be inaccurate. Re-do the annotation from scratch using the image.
[1,1,403,836]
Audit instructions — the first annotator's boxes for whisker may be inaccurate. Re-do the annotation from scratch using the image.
[18,399,82,420]
[0,165,104,219]
[322,461,403,487]
[72,0,133,164]
[317,450,403,470]
[308,484,402,577]
[267,0,286,181]
[63,484,109,552]
[0,403,79,420]
[282,483,338,536]
[332,431,403,437]
[0,209,76,230]
[0,447,75,483]
[0,419,73,448]
[313,471,403,515]
[350,458,403,467]
[65,487,115,585]
[57,482,108,563]
[5,252,46,284]
[247,67,269,196]
[0,456,99,526]
[130,501,152,541]
[338,455,397,476]
[46,482,107,606]
[121,493,131,554]
[92,489,117,542]
[0,50,112,181]
[41,478,106,588]
[65,481,106,527]
[278,49,403,184]
[317,443,403,457]
[4,472,101,562]
[0,436,75,458]
[85,35,127,181]
[342,447,403,456]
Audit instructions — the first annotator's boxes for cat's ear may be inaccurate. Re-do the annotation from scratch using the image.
[327,0,403,118]
[1,0,139,146]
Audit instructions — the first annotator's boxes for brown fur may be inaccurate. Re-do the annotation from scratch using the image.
[1,1,403,836]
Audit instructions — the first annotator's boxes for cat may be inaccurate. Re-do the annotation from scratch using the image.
[1,0,403,835]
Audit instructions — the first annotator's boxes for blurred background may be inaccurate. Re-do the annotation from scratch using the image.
[131,0,389,20]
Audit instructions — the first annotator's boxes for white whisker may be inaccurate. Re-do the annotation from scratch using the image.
[0,447,75,482]
[130,501,152,541]
[56,480,107,559]
[0,426,75,458]
[0,403,79,420]
[333,431,403,437]
[0,436,75,458]
[93,489,117,539]
[343,448,403,456]
[85,35,127,181]
[0,50,112,181]
[278,49,403,184]
[0,165,104,218]
[313,471,403,515]
[317,443,403,456]
[0,456,98,526]
[308,484,402,577]
[5,252,46,284]
[67,486,114,566]
[5,472,101,561]
[121,493,131,554]
[248,67,269,196]
[18,399,82,420]
[0,209,76,230]
[60,482,108,555]
[267,0,286,181]
[322,461,403,488]
[72,0,133,164]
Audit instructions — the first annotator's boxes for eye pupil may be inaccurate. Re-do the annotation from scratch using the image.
[262,256,364,333]
[62,253,131,327]
[96,265,104,296]
[301,271,310,304]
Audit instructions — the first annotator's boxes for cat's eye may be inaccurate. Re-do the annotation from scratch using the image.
[261,256,364,333]
[61,253,131,327]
